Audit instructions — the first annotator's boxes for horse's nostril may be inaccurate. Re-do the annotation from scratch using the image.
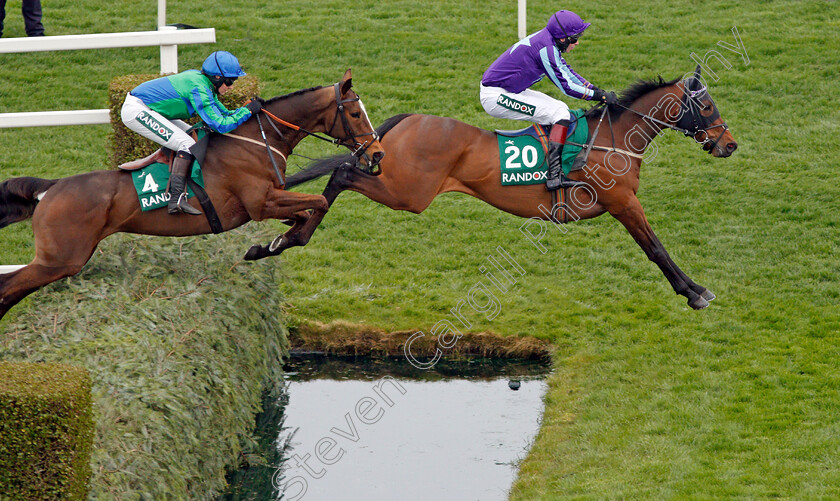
[727,142,738,151]
[372,151,385,164]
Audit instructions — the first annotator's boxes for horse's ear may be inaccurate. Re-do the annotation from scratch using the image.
[694,64,702,79]
[340,68,353,95]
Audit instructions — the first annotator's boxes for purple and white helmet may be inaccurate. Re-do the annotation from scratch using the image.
[546,10,591,40]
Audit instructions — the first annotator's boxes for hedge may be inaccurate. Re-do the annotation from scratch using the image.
[0,362,93,500]
[107,74,261,167]
[0,227,288,499]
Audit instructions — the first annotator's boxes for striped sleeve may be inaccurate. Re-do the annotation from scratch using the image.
[190,86,252,134]
[538,46,594,100]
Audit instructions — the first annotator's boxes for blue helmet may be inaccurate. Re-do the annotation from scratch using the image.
[201,51,247,78]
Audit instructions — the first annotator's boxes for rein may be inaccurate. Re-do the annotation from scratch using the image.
[239,81,380,187]
[259,83,379,157]
[612,85,729,154]
[564,84,729,170]
[565,106,645,161]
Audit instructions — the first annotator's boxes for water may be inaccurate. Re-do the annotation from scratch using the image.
[222,355,551,501]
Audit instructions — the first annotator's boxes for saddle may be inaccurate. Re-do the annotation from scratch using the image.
[118,148,174,171]
[495,110,589,177]
[118,126,210,172]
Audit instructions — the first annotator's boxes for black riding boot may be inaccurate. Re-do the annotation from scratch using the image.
[545,142,587,191]
[167,151,202,215]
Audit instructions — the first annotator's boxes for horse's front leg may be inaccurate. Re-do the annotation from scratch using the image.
[610,196,714,309]
[243,190,328,261]
[246,163,357,260]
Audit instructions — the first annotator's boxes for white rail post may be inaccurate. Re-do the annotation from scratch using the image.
[518,0,526,39]
[158,0,166,28]
[159,26,178,74]
[0,28,214,127]
[158,0,176,74]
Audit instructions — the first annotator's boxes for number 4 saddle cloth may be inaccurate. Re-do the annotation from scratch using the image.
[130,160,206,211]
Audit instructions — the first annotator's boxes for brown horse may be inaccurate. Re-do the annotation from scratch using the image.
[0,69,385,320]
[268,65,737,310]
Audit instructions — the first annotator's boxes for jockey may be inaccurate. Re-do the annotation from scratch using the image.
[480,10,618,190]
[121,51,263,215]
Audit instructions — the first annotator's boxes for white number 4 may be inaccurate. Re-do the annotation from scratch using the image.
[141,173,160,193]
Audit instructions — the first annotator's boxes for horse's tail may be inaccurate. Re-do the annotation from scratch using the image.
[0,177,58,229]
[285,113,415,189]
[285,154,349,189]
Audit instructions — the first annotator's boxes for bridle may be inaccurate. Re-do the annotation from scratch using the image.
[614,80,729,154]
[252,82,381,185]
[259,83,379,159]
[552,79,730,223]
[328,83,380,159]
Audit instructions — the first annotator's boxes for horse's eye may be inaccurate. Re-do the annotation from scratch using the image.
[703,105,712,111]
[350,112,361,118]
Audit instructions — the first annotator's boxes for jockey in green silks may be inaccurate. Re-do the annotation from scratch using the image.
[121,51,263,215]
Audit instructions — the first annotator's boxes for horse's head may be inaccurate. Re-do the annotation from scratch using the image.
[325,69,386,168]
[677,65,738,157]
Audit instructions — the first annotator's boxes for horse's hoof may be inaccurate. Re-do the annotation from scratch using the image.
[701,289,716,301]
[244,245,264,261]
[688,295,710,310]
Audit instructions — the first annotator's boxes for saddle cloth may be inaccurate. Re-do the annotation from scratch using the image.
[131,160,205,212]
[495,109,588,186]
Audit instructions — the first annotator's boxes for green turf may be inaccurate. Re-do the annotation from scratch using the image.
[1,0,838,498]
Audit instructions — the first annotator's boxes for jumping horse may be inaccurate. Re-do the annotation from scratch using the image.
[263,65,737,310]
[0,69,385,320]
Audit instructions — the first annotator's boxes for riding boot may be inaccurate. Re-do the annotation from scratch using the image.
[167,151,202,215]
[545,119,587,191]
[545,142,587,190]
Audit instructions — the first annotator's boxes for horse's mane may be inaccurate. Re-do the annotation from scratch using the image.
[585,76,681,119]
[265,86,326,104]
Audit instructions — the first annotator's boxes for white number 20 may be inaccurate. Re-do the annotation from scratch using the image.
[505,144,539,170]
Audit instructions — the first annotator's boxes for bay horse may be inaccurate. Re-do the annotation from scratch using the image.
[259,65,737,310]
[0,69,384,320]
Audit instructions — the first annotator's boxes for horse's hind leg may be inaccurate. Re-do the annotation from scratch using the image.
[244,162,373,261]
[249,162,387,259]
[0,263,86,320]
[0,192,107,320]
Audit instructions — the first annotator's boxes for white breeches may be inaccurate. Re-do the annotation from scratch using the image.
[121,93,195,153]
[479,84,571,125]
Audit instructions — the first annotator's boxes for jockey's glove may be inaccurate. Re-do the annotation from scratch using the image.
[245,98,264,115]
[592,88,619,105]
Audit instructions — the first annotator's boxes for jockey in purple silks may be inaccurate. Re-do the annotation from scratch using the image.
[481,10,617,190]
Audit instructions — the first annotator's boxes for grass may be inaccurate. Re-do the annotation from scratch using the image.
[1,0,839,498]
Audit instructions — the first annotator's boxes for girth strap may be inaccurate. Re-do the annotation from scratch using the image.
[185,178,223,234]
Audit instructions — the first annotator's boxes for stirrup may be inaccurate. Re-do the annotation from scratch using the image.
[168,192,201,215]
[557,175,588,189]
[546,174,587,191]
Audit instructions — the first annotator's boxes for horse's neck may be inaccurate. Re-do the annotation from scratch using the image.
[267,91,329,149]
[617,85,684,150]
